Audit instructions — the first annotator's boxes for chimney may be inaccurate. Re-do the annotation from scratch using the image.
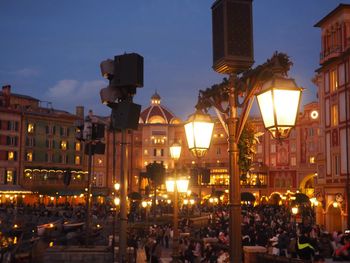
[76,106,84,118]
[2,85,11,107]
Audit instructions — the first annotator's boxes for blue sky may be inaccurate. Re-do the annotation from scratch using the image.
[0,1,347,120]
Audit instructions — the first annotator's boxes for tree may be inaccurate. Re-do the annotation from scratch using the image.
[146,162,166,218]
[238,121,262,175]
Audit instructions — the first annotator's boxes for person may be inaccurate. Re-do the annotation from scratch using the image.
[297,229,315,260]
[150,239,162,263]
[313,254,325,263]
[334,235,350,261]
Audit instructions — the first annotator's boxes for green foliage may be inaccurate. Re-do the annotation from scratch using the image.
[145,162,166,186]
[238,121,261,175]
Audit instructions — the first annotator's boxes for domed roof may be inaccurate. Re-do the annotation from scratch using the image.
[140,92,181,124]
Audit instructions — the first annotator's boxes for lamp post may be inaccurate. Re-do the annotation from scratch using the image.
[291,206,298,230]
[166,143,189,262]
[187,52,302,262]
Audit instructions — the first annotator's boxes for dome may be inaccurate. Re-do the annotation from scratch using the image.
[140,92,181,124]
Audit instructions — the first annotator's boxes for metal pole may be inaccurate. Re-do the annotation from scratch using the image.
[172,173,180,262]
[119,129,128,262]
[86,142,93,245]
[112,130,116,263]
[227,74,242,263]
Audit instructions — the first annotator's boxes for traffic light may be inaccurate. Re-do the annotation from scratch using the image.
[63,169,72,186]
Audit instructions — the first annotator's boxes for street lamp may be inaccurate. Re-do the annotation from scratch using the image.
[166,142,189,262]
[166,176,189,262]
[191,53,302,262]
[256,75,302,139]
[184,110,214,158]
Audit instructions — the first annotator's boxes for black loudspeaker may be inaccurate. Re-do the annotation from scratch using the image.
[92,123,105,140]
[110,101,141,131]
[112,53,144,88]
[212,0,254,74]
[84,142,105,155]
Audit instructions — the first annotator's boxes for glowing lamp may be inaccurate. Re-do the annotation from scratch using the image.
[256,75,302,140]
[185,109,214,158]
[114,197,120,206]
[291,207,298,215]
[170,143,181,161]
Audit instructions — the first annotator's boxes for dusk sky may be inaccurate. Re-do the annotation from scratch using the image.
[0,1,347,120]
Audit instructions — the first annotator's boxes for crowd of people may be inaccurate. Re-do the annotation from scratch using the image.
[1,200,350,262]
[138,204,350,262]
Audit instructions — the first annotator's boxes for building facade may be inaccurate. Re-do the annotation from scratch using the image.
[0,85,87,204]
[314,4,350,232]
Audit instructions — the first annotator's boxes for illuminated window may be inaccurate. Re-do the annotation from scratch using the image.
[97,158,102,165]
[144,149,148,155]
[331,104,338,126]
[330,69,338,92]
[75,156,81,165]
[6,171,13,184]
[144,161,148,166]
[75,142,81,151]
[309,156,316,164]
[27,123,34,133]
[7,152,15,161]
[60,141,67,150]
[26,152,33,162]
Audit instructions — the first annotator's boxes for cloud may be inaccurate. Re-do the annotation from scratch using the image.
[45,79,107,112]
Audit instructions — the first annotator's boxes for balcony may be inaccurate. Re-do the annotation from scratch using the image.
[320,45,342,64]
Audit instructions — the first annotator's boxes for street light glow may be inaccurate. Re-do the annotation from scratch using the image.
[169,143,181,161]
[256,76,302,139]
[184,109,214,158]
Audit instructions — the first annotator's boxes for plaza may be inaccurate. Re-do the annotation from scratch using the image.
[1,1,350,263]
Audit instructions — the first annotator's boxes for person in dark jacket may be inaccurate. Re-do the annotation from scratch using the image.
[318,232,334,259]
[297,230,315,260]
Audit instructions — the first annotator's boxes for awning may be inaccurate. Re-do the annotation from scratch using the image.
[0,185,33,194]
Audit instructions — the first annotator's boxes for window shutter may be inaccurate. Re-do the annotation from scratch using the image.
[7,121,11,130]
[6,136,10,145]
[67,128,70,136]
[46,125,49,134]
[15,137,18,146]
[15,122,18,131]
[14,151,17,161]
